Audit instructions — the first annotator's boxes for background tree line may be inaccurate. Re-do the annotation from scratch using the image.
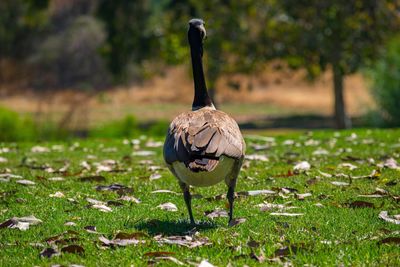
[0,0,399,128]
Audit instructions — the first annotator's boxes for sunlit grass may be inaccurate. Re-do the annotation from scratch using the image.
[0,129,399,266]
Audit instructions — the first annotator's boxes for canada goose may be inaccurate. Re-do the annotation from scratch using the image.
[163,19,245,225]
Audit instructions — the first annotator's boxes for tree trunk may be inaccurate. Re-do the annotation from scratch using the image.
[332,64,351,129]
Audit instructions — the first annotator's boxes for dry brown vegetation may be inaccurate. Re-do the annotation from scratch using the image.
[0,65,373,127]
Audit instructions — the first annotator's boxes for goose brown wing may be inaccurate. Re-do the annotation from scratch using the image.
[163,109,245,165]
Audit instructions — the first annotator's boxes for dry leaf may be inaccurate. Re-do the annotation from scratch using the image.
[92,204,112,212]
[150,173,162,180]
[198,260,216,267]
[228,218,246,227]
[49,192,65,198]
[84,225,98,234]
[349,201,374,208]
[378,237,400,245]
[16,179,35,185]
[296,193,312,200]
[293,161,310,172]
[99,233,145,247]
[245,154,269,161]
[155,235,211,248]
[379,211,400,225]
[270,212,304,217]
[330,181,349,186]
[157,202,178,211]
[61,244,85,254]
[0,157,8,163]
[132,151,156,156]
[86,198,105,205]
[31,146,50,153]
[0,215,42,231]
[205,209,228,219]
[118,195,141,203]
[339,163,358,170]
[40,247,59,258]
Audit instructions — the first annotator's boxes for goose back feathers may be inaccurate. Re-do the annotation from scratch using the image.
[164,107,245,174]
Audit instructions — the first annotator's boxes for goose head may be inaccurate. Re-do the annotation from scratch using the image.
[188,18,206,47]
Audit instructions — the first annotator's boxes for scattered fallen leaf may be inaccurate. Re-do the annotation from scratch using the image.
[31,146,50,153]
[150,173,162,180]
[49,191,65,198]
[99,233,146,247]
[379,211,400,225]
[245,154,268,161]
[155,235,211,248]
[0,157,8,163]
[349,201,374,208]
[84,225,98,234]
[296,193,312,200]
[40,247,59,258]
[96,183,133,195]
[198,259,215,267]
[204,209,228,219]
[378,158,400,170]
[378,237,400,245]
[132,151,156,156]
[293,161,311,172]
[61,244,85,254]
[330,181,349,186]
[339,163,358,170]
[228,218,246,227]
[16,179,35,185]
[118,195,141,203]
[92,204,112,212]
[157,202,178,211]
[312,148,329,156]
[257,202,298,211]
[0,215,42,231]
[270,212,304,217]
[318,170,332,178]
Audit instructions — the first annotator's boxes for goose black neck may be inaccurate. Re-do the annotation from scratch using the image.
[189,32,212,110]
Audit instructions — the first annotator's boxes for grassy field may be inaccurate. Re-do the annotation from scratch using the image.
[0,129,399,266]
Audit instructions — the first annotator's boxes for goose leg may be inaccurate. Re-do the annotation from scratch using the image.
[227,177,237,225]
[179,182,195,225]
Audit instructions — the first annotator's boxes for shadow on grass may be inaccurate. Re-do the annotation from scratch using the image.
[135,219,217,236]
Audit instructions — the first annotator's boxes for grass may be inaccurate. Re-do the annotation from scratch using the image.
[0,128,399,266]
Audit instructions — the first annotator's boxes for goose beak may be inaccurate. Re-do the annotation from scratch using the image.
[198,24,207,40]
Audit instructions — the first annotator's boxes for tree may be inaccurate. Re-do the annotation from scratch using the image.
[277,0,400,128]
[96,0,167,83]
[164,0,281,104]
[0,0,49,59]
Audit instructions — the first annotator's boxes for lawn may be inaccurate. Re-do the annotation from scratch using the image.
[0,129,399,266]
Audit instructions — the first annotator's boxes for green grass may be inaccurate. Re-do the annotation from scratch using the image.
[0,129,399,266]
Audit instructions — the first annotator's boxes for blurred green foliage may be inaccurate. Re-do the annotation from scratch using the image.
[369,36,400,126]
[89,115,169,138]
[1,0,400,130]
[0,106,69,141]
